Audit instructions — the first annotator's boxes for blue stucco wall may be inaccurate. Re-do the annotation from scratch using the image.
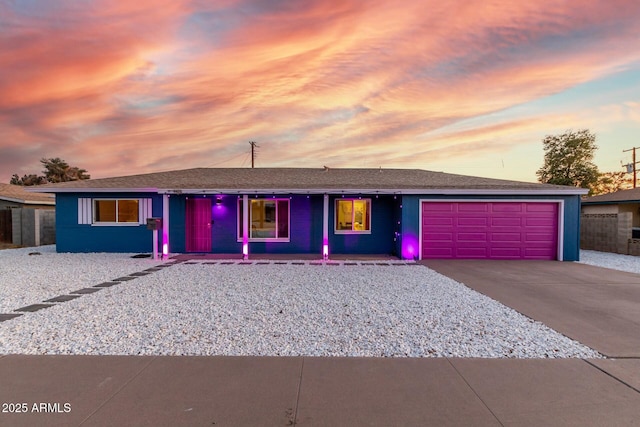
[55,192,162,253]
[328,195,396,255]
[400,194,582,261]
[55,191,581,261]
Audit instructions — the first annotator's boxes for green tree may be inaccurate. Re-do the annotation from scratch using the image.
[11,158,90,185]
[9,173,47,186]
[590,171,633,196]
[41,157,90,183]
[536,129,600,194]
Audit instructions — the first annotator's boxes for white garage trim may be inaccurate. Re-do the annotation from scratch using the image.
[418,199,565,261]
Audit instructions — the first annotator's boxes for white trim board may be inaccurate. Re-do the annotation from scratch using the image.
[30,187,587,196]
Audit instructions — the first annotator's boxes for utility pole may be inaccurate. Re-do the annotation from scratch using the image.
[249,141,259,168]
[623,147,640,188]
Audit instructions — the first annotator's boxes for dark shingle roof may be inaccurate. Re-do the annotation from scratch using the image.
[28,167,584,194]
[0,183,55,204]
[582,187,640,204]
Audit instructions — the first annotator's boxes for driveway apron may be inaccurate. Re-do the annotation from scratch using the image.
[421,260,640,359]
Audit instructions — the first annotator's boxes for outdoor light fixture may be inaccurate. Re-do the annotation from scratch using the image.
[215,197,222,205]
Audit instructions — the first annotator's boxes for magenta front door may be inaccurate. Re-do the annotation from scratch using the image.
[186,198,212,252]
[421,202,558,260]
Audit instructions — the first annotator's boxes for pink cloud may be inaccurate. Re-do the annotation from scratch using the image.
[1,0,640,182]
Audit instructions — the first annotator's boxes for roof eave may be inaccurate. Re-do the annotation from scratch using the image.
[0,195,56,205]
[27,187,158,193]
[24,186,585,196]
[157,188,586,196]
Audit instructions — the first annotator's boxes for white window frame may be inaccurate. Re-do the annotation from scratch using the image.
[334,198,372,234]
[237,198,291,242]
[78,198,152,226]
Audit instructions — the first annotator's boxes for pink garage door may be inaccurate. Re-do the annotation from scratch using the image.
[421,202,558,260]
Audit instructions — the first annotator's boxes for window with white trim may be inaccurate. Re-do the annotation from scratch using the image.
[238,199,290,241]
[77,198,152,225]
[335,199,371,233]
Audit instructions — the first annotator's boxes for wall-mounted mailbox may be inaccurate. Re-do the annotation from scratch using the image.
[146,218,162,230]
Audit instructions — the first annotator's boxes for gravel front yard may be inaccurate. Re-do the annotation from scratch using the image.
[579,249,640,274]
[0,247,601,358]
[0,245,162,312]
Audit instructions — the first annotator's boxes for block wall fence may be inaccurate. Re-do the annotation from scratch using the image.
[580,212,636,255]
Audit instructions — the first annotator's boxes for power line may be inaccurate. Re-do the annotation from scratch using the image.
[240,152,250,168]
[206,151,247,168]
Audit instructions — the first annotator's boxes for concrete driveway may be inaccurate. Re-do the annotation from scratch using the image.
[422,260,640,358]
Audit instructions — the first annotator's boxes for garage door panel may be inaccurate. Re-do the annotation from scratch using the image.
[525,232,555,242]
[428,233,454,241]
[423,203,455,212]
[491,233,522,242]
[457,217,488,226]
[524,248,555,258]
[422,202,558,260]
[526,204,557,212]
[457,232,488,241]
[491,217,522,226]
[456,247,489,257]
[490,203,523,213]
[490,248,522,258]
[423,217,454,226]
[526,217,556,227]
[457,203,489,212]
[423,247,454,257]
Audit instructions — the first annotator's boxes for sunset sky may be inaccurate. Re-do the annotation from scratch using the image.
[1,0,639,184]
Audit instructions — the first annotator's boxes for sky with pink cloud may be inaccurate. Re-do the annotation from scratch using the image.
[1,0,639,184]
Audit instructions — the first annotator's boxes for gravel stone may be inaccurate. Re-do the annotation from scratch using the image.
[579,249,640,274]
[0,247,601,358]
[0,245,162,311]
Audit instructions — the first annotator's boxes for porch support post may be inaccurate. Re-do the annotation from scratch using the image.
[162,194,170,260]
[322,194,329,260]
[242,194,249,259]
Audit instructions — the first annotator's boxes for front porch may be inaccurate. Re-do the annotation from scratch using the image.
[169,253,403,262]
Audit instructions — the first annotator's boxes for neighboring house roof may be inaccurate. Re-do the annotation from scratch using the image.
[0,183,55,205]
[582,187,640,204]
[27,167,586,195]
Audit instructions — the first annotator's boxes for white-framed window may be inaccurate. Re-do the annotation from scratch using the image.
[237,198,290,241]
[78,198,152,226]
[335,199,371,234]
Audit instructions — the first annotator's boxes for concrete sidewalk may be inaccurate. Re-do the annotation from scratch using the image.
[1,354,640,426]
